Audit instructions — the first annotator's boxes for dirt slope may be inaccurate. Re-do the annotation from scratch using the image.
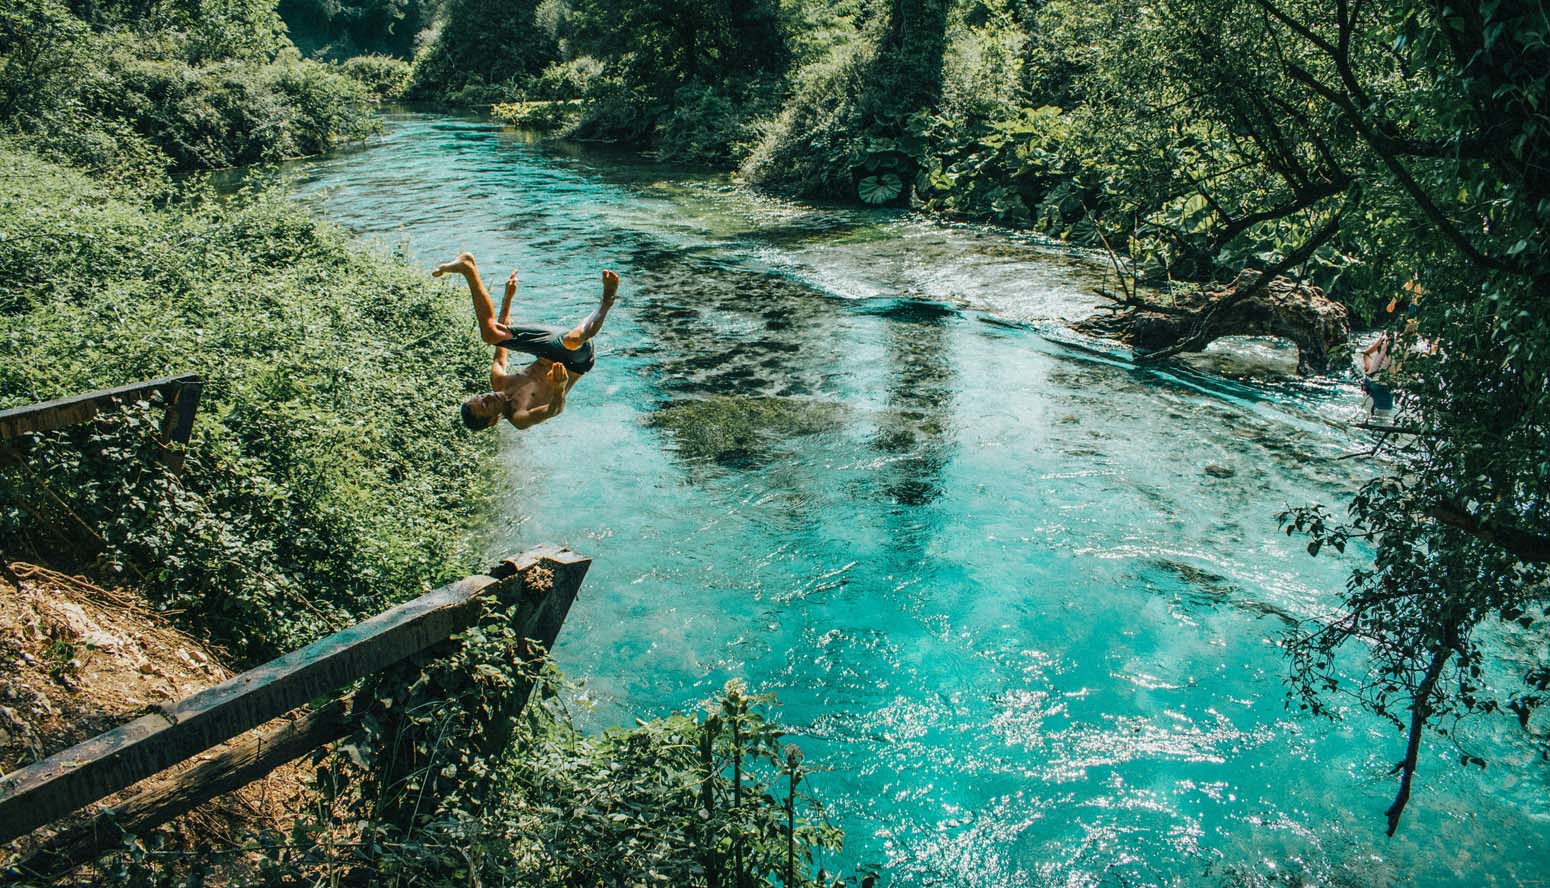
[1,563,310,881]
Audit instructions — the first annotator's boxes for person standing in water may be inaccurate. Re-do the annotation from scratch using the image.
[1361,329,1396,419]
[433,253,618,430]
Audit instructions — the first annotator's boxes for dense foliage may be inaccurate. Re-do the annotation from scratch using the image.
[0,0,379,174]
[280,0,438,59]
[340,52,414,99]
[403,0,559,105]
[415,0,792,163]
[0,148,494,661]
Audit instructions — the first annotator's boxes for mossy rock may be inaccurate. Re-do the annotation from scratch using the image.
[645,395,846,465]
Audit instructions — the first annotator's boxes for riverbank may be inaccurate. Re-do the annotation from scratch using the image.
[0,144,496,663]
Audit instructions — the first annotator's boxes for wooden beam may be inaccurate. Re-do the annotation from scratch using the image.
[158,379,203,474]
[480,545,591,760]
[0,375,200,440]
[7,547,591,872]
[11,699,356,880]
[0,572,505,843]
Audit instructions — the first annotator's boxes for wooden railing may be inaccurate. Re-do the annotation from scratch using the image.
[0,374,204,472]
[0,375,205,590]
[0,545,589,874]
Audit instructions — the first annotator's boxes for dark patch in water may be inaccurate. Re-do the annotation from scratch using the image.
[852,298,960,324]
[1148,559,1298,626]
[645,395,847,469]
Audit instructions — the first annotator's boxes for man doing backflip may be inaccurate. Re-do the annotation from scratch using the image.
[434,253,618,430]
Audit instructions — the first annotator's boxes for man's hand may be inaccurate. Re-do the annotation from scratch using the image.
[498,269,518,327]
[546,360,570,387]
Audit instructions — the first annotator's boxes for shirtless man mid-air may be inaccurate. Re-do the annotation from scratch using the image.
[433,253,618,430]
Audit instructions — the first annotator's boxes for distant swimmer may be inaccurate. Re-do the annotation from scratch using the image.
[434,253,618,430]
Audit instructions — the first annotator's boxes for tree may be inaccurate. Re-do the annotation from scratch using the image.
[405,0,558,101]
[1048,0,1550,834]
[568,0,786,94]
[743,0,950,203]
[278,0,439,59]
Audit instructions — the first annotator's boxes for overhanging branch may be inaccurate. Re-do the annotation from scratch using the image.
[1432,502,1550,564]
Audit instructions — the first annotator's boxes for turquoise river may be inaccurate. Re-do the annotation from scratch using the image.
[282,112,1548,887]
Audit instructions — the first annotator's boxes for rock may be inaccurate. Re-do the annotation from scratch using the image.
[1204,464,1236,478]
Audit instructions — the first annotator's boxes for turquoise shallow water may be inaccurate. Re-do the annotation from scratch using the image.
[282,113,1548,886]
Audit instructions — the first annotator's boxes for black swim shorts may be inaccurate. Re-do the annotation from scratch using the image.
[497,323,595,376]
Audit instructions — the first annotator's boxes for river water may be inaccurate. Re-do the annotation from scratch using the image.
[281,113,1547,886]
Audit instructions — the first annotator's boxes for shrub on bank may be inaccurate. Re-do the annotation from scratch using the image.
[0,147,494,661]
[339,53,413,100]
[491,98,584,131]
[0,0,377,174]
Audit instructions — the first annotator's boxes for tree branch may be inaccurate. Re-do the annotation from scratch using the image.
[1432,501,1550,564]
[1385,639,1453,835]
[1283,63,1524,276]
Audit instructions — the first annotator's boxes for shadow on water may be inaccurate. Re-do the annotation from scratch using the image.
[866,298,958,515]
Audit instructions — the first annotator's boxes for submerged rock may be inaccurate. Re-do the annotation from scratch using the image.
[645,395,847,465]
[1204,464,1236,478]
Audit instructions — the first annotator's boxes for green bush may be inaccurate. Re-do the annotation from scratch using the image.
[99,53,375,170]
[655,81,779,166]
[523,55,606,101]
[339,53,413,100]
[0,147,495,661]
[491,98,584,131]
[740,40,883,199]
[0,0,377,175]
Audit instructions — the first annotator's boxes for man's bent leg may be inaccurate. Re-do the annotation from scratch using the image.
[563,269,619,349]
[434,253,508,344]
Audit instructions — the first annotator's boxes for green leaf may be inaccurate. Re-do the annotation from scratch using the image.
[858,173,903,205]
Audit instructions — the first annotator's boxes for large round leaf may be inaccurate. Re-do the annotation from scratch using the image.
[858,173,903,205]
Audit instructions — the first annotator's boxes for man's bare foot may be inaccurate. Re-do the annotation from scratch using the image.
[601,269,619,307]
[505,269,519,299]
[432,252,477,278]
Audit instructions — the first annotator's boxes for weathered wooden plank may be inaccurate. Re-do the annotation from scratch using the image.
[158,380,203,474]
[479,545,591,760]
[0,572,504,843]
[0,375,199,440]
[12,699,356,880]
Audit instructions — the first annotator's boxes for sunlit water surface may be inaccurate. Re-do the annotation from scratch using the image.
[275,113,1548,886]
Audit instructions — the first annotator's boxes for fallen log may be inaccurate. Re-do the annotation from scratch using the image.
[1077,271,1351,375]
